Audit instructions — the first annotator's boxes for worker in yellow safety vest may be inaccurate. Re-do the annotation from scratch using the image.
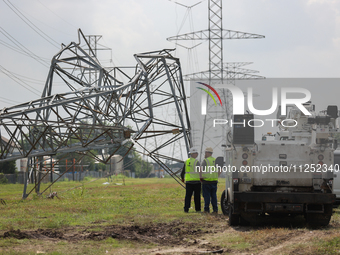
[200,147,220,214]
[181,147,201,213]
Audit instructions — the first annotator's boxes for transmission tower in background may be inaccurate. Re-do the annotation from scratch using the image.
[167,0,265,159]
[84,35,102,86]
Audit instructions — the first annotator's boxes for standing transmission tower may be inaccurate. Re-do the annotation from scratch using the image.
[84,35,103,86]
[167,0,265,159]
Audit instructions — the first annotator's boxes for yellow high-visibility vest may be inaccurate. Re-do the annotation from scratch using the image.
[185,158,200,181]
[202,156,218,181]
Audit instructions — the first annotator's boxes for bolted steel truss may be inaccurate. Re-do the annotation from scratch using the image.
[0,30,191,197]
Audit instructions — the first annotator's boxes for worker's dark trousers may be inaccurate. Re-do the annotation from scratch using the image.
[202,183,218,213]
[184,182,201,212]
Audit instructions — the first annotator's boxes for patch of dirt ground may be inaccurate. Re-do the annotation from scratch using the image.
[1,216,340,254]
[0,220,223,247]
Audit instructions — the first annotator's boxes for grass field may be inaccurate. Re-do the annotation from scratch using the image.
[0,177,340,254]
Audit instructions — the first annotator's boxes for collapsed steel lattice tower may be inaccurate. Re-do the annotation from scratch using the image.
[0,30,191,197]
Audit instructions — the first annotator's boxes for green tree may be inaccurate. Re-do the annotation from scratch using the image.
[0,160,17,174]
[113,144,153,178]
[131,152,153,178]
[135,159,153,178]
[96,162,107,171]
[0,173,8,184]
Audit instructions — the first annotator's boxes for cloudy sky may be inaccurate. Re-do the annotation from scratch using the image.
[0,0,340,108]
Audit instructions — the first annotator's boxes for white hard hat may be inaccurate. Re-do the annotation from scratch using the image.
[205,147,213,153]
[190,147,198,154]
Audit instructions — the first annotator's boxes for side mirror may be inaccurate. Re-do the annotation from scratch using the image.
[216,156,224,167]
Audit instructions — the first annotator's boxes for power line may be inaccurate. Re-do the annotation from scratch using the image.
[3,71,46,84]
[3,0,60,48]
[0,65,41,96]
[168,0,203,74]
[0,67,46,86]
[0,39,50,65]
[0,27,50,67]
[0,96,20,105]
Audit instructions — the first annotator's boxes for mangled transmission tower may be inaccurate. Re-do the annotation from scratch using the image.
[0,30,191,198]
[167,0,265,158]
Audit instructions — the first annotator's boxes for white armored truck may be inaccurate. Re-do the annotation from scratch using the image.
[221,102,338,226]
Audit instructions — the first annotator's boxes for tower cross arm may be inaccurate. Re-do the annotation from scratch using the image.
[222,29,265,39]
[182,70,265,81]
[167,29,264,41]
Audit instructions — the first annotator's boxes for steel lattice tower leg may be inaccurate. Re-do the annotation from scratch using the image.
[201,0,230,158]
[209,0,223,81]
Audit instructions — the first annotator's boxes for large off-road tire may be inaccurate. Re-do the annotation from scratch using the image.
[221,190,229,216]
[221,190,240,226]
[228,204,240,226]
[306,204,333,227]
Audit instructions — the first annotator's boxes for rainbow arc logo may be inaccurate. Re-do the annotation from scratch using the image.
[196,82,223,107]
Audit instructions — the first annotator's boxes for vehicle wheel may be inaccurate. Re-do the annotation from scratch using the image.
[306,204,333,227]
[220,190,240,225]
[228,204,240,226]
[221,190,229,216]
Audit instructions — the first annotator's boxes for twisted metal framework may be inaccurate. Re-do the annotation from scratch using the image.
[0,30,191,197]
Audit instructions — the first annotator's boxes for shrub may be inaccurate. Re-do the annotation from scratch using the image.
[0,173,8,184]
